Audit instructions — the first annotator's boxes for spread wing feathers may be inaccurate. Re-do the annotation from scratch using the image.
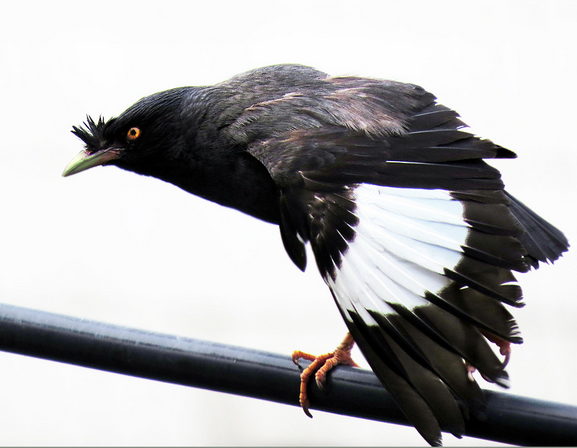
[236,72,568,444]
[319,186,525,366]
[285,185,529,444]
[275,180,567,444]
[242,73,516,192]
[253,126,509,191]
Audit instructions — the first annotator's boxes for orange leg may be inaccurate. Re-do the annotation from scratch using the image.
[292,333,359,417]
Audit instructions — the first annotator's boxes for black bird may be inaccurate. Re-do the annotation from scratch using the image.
[63,64,568,446]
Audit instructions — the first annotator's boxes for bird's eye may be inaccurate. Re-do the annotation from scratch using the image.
[127,127,141,141]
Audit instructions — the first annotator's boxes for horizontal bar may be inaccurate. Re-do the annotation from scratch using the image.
[0,302,575,445]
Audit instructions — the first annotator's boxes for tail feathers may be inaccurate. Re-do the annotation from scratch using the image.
[505,191,569,267]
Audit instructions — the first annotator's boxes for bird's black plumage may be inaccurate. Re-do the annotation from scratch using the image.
[64,64,569,446]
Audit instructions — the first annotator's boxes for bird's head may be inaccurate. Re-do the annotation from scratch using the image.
[63,88,191,177]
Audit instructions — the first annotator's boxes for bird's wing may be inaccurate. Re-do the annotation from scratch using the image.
[230,76,567,445]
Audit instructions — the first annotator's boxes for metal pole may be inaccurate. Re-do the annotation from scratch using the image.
[0,302,575,445]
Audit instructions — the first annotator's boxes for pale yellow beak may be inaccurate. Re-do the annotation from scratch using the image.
[62,148,122,177]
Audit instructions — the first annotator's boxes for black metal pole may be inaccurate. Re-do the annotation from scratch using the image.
[0,302,575,445]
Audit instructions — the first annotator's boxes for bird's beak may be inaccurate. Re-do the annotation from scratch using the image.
[62,148,122,177]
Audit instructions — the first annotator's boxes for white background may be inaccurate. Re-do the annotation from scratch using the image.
[1,1,576,446]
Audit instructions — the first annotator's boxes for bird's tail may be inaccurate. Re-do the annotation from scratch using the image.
[504,192,569,268]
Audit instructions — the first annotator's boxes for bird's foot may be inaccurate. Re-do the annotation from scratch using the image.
[291,332,359,418]
[466,332,512,382]
[480,331,512,367]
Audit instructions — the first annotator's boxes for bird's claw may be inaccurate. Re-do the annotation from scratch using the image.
[301,397,313,418]
[465,337,512,383]
[498,343,512,368]
[292,350,316,369]
[291,333,359,417]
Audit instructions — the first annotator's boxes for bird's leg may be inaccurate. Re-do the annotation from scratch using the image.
[291,332,359,417]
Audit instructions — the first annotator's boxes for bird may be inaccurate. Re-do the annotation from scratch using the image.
[63,64,568,446]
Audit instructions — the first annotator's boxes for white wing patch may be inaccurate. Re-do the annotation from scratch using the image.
[327,185,470,314]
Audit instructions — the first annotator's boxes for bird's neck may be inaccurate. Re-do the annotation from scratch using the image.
[135,147,282,225]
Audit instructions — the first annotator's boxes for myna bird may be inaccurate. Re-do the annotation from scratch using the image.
[63,64,569,446]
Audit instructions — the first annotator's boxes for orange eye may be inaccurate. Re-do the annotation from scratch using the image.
[127,127,141,141]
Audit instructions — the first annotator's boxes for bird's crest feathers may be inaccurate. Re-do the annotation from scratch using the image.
[71,115,110,152]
